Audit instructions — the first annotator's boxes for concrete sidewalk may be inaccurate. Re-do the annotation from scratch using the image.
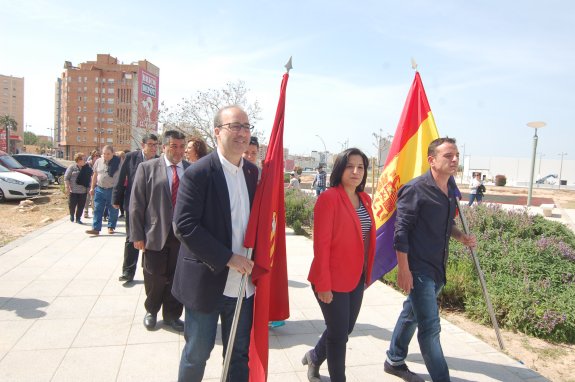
[0,216,549,381]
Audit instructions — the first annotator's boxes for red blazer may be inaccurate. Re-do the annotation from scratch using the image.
[308,185,376,292]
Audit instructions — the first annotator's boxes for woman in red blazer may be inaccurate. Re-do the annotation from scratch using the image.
[302,148,376,382]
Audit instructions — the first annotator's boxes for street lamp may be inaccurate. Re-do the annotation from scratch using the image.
[315,134,327,168]
[558,152,567,189]
[526,121,546,206]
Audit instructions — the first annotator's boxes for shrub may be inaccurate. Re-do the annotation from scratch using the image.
[284,189,315,235]
[495,175,507,186]
[384,204,575,343]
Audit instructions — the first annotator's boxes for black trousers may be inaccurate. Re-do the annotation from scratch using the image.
[121,210,140,277]
[143,230,183,320]
[69,192,87,221]
[312,273,365,382]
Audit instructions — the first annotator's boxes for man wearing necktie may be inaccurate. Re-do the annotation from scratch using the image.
[129,130,189,331]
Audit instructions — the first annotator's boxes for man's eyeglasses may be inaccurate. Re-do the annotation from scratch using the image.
[217,122,254,132]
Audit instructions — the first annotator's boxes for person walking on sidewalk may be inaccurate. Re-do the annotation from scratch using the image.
[83,150,100,218]
[85,146,120,236]
[64,152,91,224]
[113,133,159,283]
[172,105,258,382]
[468,173,485,206]
[302,148,376,382]
[384,137,476,382]
[312,165,327,196]
[130,130,188,332]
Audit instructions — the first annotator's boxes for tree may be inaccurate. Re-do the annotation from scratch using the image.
[23,131,39,145]
[0,115,18,153]
[160,80,262,149]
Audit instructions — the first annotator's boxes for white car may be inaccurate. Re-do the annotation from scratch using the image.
[0,164,41,202]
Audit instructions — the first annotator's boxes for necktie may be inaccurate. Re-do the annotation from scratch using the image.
[171,165,179,208]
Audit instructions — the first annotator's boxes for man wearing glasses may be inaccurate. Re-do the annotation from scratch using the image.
[172,105,258,381]
[113,133,159,283]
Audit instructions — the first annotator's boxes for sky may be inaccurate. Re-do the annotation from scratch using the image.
[1,0,573,160]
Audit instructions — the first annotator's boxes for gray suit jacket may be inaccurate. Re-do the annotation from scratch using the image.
[129,155,190,251]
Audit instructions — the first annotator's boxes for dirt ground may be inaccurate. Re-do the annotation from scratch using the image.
[0,184,70,248]
[1,182,575,381]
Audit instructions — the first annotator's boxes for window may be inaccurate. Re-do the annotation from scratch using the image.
[107,138,113,143]
[107,119,113,125]
[76,136,81,142]
[94,137,98,143]
[107,108,113,114]
[107,78,114,84]
[77,127,81,132]
[83,106,87,112]
[107,128,113,134]
[95,88,99,93]
[83,119,86,125]
[107,88,114,94]
[107,98,114,104]
[95,97,99,102]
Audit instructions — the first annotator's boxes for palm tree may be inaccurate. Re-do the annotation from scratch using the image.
[0,115,18,153]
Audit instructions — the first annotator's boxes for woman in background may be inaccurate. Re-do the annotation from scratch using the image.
[184,136,208,163]
[302,148,376,382]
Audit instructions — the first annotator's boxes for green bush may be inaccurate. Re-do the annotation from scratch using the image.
[284,189,315,235]
[385,204,575,343]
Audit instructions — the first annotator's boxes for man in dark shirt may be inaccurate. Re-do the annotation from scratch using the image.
[384,137,476,382]
[113,133,159,282]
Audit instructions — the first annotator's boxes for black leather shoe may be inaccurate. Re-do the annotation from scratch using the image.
[143,312,157,330]
[301,350,321,382]
[163,318,184,332]
[384,360,425,382]
[118,274,134,282]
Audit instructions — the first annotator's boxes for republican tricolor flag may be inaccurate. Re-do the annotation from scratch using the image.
[244,71,290,381]
[370,72,440,284]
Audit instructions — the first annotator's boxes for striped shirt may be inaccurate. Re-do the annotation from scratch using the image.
[356,201,371,240]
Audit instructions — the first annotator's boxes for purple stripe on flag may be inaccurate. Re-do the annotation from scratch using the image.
[370,212,398,284]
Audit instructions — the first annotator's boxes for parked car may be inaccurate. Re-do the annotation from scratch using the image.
[0,150,49,188]
[0,164,41,202]
[13,154,67,184]
[536,174,558,185]
[42,170,56,184]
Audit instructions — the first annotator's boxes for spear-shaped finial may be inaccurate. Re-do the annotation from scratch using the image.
[285,56,293,73]
[411,57,418,71]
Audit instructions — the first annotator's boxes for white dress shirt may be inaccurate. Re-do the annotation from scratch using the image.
[217,149,255,298]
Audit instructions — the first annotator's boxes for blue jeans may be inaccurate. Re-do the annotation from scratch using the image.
[92,186,118,231]
[386,273,450,382]
[468,193,482,206]
[178,295,254,382]
[315,186,326,196]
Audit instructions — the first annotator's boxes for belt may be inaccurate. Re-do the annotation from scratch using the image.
[97,186,113,190]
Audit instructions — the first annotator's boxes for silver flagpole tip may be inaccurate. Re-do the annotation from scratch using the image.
[411,57,418,71]
[285,56,293,72]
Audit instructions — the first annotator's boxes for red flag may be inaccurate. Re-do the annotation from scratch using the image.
[244,72,290,381]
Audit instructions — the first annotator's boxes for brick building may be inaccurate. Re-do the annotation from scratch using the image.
[55,54,159,159]
[0,74,25,153]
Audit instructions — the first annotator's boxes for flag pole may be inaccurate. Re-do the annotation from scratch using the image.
[221,248,252,382]
[221,57,293,382]
[455,198,505,350]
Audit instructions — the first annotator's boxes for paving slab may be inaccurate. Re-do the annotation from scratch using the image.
[0,214,552,381]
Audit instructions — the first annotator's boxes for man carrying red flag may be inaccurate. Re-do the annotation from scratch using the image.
[384,137,476,382]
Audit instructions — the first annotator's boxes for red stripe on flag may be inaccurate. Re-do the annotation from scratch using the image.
[383,72,432,167]
[245,72,290,382]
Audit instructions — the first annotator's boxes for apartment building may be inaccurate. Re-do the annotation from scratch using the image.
[0,74,24,153]
[55,54,159,159]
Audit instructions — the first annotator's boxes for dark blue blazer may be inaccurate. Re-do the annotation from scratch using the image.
[113,150,145,210]
[172,150,258,312]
